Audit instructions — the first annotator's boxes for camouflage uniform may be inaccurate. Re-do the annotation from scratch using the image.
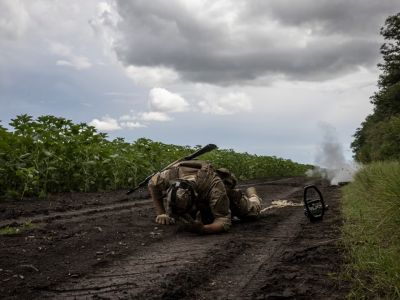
[148,160,262,231]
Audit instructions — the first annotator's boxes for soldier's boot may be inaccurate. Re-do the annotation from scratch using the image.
[246,187,262,214]
[246,187,258,198]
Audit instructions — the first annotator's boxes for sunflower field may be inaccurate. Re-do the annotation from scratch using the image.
[0,115,312,199]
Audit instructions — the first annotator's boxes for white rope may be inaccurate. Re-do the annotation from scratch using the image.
[260,199,303,213]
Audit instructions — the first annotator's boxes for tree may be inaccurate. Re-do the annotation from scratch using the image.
[352,12,400,162]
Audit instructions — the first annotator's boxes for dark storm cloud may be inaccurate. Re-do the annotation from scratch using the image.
[113,0,399,85]
[243,0,399,36]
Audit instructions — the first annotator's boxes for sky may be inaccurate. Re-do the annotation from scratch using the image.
[0,0,399,165]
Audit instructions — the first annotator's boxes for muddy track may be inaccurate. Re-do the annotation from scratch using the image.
[0,177,348,299]
[0,178,296,229]
[0,199,152,229]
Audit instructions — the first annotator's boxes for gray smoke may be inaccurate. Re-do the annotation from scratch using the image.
[307,122,360,185]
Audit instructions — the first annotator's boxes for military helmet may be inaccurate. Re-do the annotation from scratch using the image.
[166,180,196,216]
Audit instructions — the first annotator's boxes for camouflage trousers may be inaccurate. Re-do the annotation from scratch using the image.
[227,188,262,220]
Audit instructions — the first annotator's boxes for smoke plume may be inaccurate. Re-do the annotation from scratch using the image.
[307,122,360,185]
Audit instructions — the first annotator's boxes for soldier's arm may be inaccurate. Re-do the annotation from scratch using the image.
[148,170,170,214]
[202,221,226,234]
[149,186,165,215]
[148,172,175,225]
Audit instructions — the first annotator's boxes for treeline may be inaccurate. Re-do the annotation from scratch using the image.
[351,13,400,162]
[344,12,400,298]
[0,114,311,199]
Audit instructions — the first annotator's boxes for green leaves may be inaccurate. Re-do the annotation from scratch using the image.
[19,153,31,160]
[352,13,400,162]
[0,114,310,199]
[15,167,39,199]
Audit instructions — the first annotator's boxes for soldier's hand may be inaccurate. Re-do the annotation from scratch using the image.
[253,201,261,212]
[155,214,175,225]
[182,220,204,234]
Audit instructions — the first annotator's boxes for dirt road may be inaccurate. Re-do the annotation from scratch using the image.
[0,177,348,299]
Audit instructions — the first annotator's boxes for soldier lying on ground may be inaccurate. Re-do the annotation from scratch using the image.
[148,160,262,234]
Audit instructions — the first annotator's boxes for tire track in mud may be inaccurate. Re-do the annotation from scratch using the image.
[0,177,347,299]
[248,186,347,299]
[0,199,151,229]
[0,178,302,230]
[39,180,312,299]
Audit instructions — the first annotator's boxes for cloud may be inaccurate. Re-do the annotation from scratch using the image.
[87,88,187,132]
[119,121,146,128]
[111,0,397,85]
[89,1,121,57]
[0,0,29,41]
[50,43,71,57]
[117,88,187,123]
[120,111,172,122]
[89,114,149,131]
[243,0,397,36]
[89,116,121,131]
[199,92,252,115]
[148,88,188,112]
[139,111,172,122]
[56,58,91,70]
[87,88,251,130]
[125,65,179,86]
[119,114,136,121]
[50,42,92,70]
[99,88,187,127]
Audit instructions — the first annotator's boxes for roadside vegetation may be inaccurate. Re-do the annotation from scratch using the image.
[342,162,400,298]
[0,114,311,200]
[0,222,34,236]
[343,12,400,298]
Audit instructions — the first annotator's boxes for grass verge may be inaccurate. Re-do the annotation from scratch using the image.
[342,161,400,299]
[0,222,34,236]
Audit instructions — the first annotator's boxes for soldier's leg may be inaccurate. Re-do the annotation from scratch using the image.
[228,187,262,220]
[245,187,262,218]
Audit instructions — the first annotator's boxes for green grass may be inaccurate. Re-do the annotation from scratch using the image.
[342,161,400,299]
[0,222,34,235]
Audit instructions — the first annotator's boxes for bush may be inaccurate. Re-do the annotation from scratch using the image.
[367,115,400,161]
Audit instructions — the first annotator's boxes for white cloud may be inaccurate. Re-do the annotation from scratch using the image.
[199,92,252,115]
[90,115,146,130]
[149,87,188,112]
[56,57,91,70]
[0,0,29,40]
[89,116,121,131]
[120,121,146,128]
[110,88,186,125]
[139,111,172,122]
[89,1,121,58]
[119,114,136,121]
[125,65,179,87]
[50,42,92,70]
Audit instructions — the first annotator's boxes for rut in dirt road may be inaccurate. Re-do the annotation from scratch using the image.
[41,183,302,299]
[37,178,347,299]
[0,178,348,299]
